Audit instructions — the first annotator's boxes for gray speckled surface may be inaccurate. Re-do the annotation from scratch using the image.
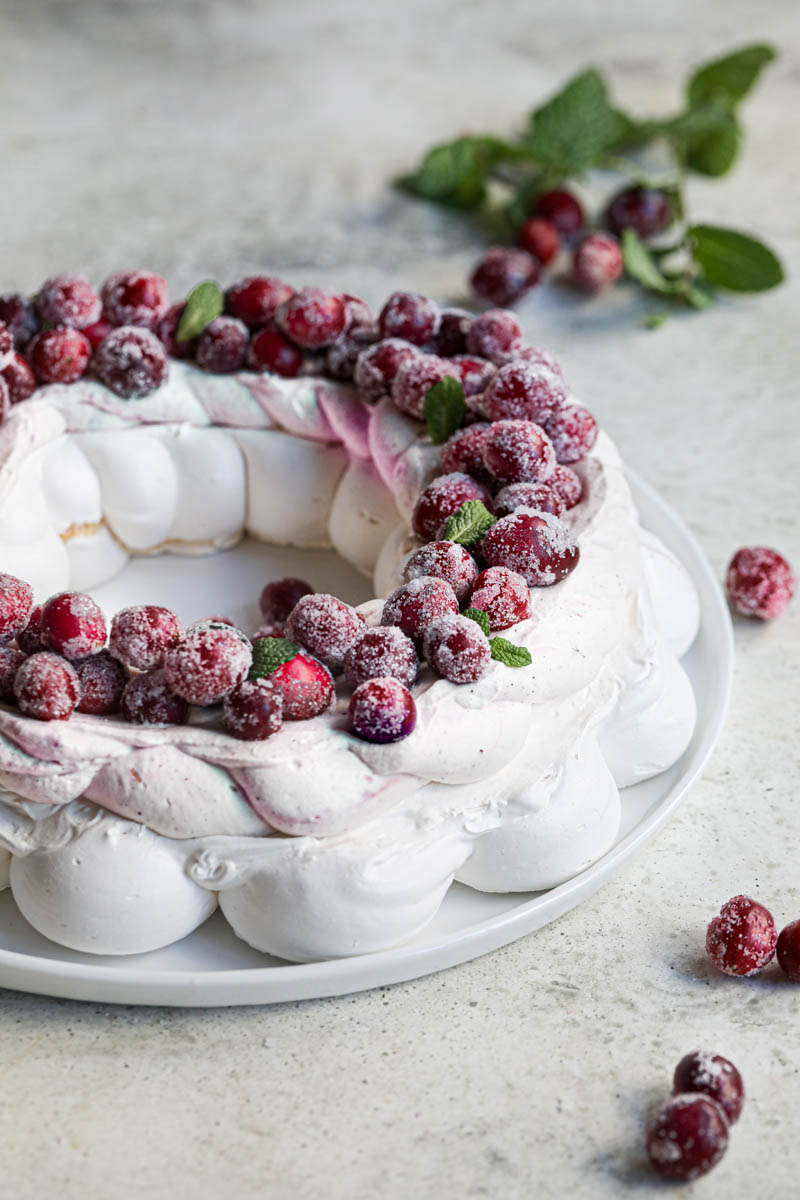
[1,1,799,1196]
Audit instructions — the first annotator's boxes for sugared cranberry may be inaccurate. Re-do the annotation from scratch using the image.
[403,540,479,604]
[344,626,418,689]
[572,233,623,291]
[726,547,795,620]
[391,354,458,421]
[223,678,283,740]
[164,625,251,706]
[544,404,598,463]
[284,594,363,674]
[101,270,169,328]
[17,604,43,654]
[109,605,184,671]
[13,651,80,721]
[1,353,37,404]
[673,1052,744,1125]
[225,276,293,328]
[195,316,249,374]
[353,338,417,402]
[378,291,440,346]
[606,186,673,240]
[245,325,303,377]
[260,647,335,720]
[423,613,491,684]
[260,578,314,623]
[81,317,115,351]
[484,360,566,425]
[29,328,91,384]
[156,303,196,360]
[646,1094,729,1182]
[465,309,523,365]
[348,677,416,743]
[532,189,584,236]
[0,322,13,366]
[121,668,189,725]
[325,333,373,381]
[548,463,583,508]
[777,919,800,982]
[482,419,556,485]
[341,294,377,337]
[93,326,169,398]
[440,423,492,483]
[470,247,540,308]
[482,510,579,587]
[40,591,107,660]
[0,377,9,423]
[494,481,565,518]
[276,287,347,349]
[434,308,473,357]
[381,577,459,649]
[0,294,39,348]
[36,274,101,330]
[451,355,495,398]
[516,217,560,264]
[515,345,564,377]
[469,566,531,631]
[74,651,128,716]
[412,472,490,542]
[0,646,26,701]
[706,894,777,976]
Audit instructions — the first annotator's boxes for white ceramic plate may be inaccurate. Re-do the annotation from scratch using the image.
[0,472,733,1006]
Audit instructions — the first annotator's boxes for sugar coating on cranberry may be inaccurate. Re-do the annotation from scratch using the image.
[0,572,33,640]
[494,481,565,518]
[263,647,335,720]
[705,894,777,977]
[434,308,472,357]
[646,1094,729,1182]
[277,287,347,349]
[164,625,251,706]
[381,576,459,648]
[391,353,458,420]
[482,510,580,587]
[378,291,440,346]
[606,186,673,239]
[423,613,491,684]
[344,626,418,689]
[157,303,195,360]
[29,327,91,384]
[673,1052,744,1125]
[412,472,490,542]
[440,423,492,482]
[246,326,304,378]
[403,540,479,604]
[515,345,564,378]
[74,651,129,716]
[17,604,43,654]
[260,577,314,623]
[572,233,623,291]
[121,668,189,725]
[36,274,101,330]
[482,419,556,485]
[195,316,249,374]
[548,463,583,508]
[533,189,584,236]
[469,566,531,631]
[14,652,81,721]
[0,646,26,701]
[223,678,283,740]
[466,309,523,365]
[40,592,106,660]
[353,338,417,403]
[225,275,293,328]
[0,376,9,422]
[776,919,800,982]
[93,326,169,398]
[726,547,795,620]
[484,360,567,425]
[545,404,598,464]
[0,322,11,366]
[471,248,540,308]
[101,270,169,328]
[452,355,496,398]
[284,593,363,674]
[0,294,39,348]
[516,217,560,264]
[2,353,37,404]
[348,677,416,744]
[341,294,376,337]
[109,605,184,671]
[325,333,373,381]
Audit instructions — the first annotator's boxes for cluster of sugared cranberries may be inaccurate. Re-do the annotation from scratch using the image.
[705,893,800,982]
[645,1050,743,1182]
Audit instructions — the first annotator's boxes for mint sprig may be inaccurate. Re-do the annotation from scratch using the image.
[489,638,532,668]
[463,608,491,637]
[176,280,224,343]
[424,377,466,445]
[525,68,628,175]
[397,135,522,211]
[249,636,300,679]
[444,500,497,547]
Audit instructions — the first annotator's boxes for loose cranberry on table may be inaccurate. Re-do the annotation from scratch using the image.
[381,576,459,650]
[223,678,283,740]
[403,540,479,604]
[0,294,39,348]
[469,566,531,631]
[36,273,101,329]
[544,404,598,464]
[260,577,314,623]
[284,593,363,674]
[1,353,37,404]
[353,337,418,403]
[164,624,251,706]
[706,894,778,976]
[470,247,540,308]
[17,604,43,654]
[726,547,795,620]
[484,359,566,425]
[532,189,585,236]
[13,652,81,722]
[482,510,580,587]
[434,307,473,357]
[225,275,293,327]
[673,1052,745,1125]
[440,424,492,483]
[377,291,440,346]
[29,327,91,385]
[572,233,623,292]
[246,326,304,378]
[548,463,583,508]
[423,613,491,684]
[121,668,189,726]
[482,419,556,485]
[391,353,458,421]
[276,287,347,349]
[343,626,418,689]
[494,481,565,518]
[156,303,196,360]
[606,185,673,240]
[412,472,490,542]
[195,316,249,374]
[465,309,523,364]
[261,646,334,720]
[646,1094,729,1182]
[40,591,106,660]
[348,677,416,744]
[109,605,184,671]
[0,646,26,701]
[74,651,129,716]
[776,919,800,982]
[516,217,560,264]
[93,326,169,398]
[101,270,169,328]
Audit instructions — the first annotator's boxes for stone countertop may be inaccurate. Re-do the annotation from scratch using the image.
[0,1,798,1196]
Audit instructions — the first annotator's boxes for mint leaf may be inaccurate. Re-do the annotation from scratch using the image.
[489,638,532,668]
[640,313,669,330]
[463,608,491,637]
[686,112,741,177]
[688,44,776,109]
[445,500,497,546]
[177,281,224,342]
[397,135,520,211]
[249,636,300,679]
[424,376,466,445]
[622,230,680,295]
[689,225,784,292]
[526,68,622,174]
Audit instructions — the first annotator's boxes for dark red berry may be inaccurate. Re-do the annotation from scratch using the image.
[726,547,795,620]
[164,625,251,706]
[482,510,579,587]
[93,326,169,398]
[544,404,598,463]
[343,626,418,689]
[109,605,184,671]
[515,345,564,377]
[706,894,778,976]
[225,276,293,328]
[646,1094,729,1182]
[391,354,457,421]
[1,353,37,404]
[245,325,303,377]
[36,274,101,329]
[572,233,623,291]
[516,217,560,264]
[14,652,81,721]
[325,333,372,381]
[259,577,314,623]
[40,591,107,660]
[532,190,584,236]
[276,287,347,349]
[548,463,583,508]
[403,540,479,604]
[469,566,531,631]
[465,309,523,365]
[423,613,491,684]
[777,919,800,982]
[74,651,128,716]
[17,604,43,654]
[484,360,566,425]
[195,316,249,374]
[156,303,196,360]
[381,577,459,649]
[440,423,492,483]
[348,677,416,743]
[101,270,169,328]
[482,419,556,485]
[452,355,495,397]
[378,291,440,346]
[223,677,283,740]
[0,294,39,348]
[470,247,540,308]
[262,648,335,720]
[284,594,363,674]
[412,472,490,542]
[0,323,11,366]
[353,338,417,402]
[606,186,673,239]
[0,575,34,645]
[434,308,473,356]
[673,1052,744,1125]
[81,317,115,351]
[341,294,377,337]
[494,481,565,518]
[29,327,91,384]
[0,377,9,423]
[0,646,26,701]
[121,668,189,725]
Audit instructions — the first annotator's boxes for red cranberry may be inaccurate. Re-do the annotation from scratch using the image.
[482,419,556,485]
[403,540,479,604]
[223,677,283,740]
[101,270,169,328]
[164,625,251,706]
[515,345,564,377]
[14,652,81,721]
[548,463,583,508]
[156,303,196,360]
[470,247,540,308]
[572,233,623,291]
[434,308,473,357]
[469,566,531,631]
[29,327,91,384]
[260,578,314,622]
[516,217,560,264]
[777,919,800,982]
[0,322,13,364]
[325,333,373,381]
[276,287,347,349]
[706,894,777,976]
[606,186,673,239]
[81,317,115,351]
[195,316,249,374]
[1,353,37,404]
[412,472,490,542]
[225,276,293,328]
[440,423,492,483]
[284,594,363,674]
[544,404,598,463]
[482,510,579,587]
[0,646,26,701]
[17,604,43,654]
[245,326,303,377]
[121,668,189,725]
[423,613,491,684]
[381,577,459,649]
[93,326,169,398]
[74,651,128,716]
[726,547,795,620]
[484,360,566,424]
[36,274,101,329]
[344,626,418,689]
[673,1052,744,1125]
[342,294,377,337]
[532,189,584,236]
[646,1094,729,1182]
[494,481,565,518]
[378,291,440,346]
[451,355,495,397]
[348,677,416,743]
[40,591,107,660]
[0,294,39,348]
[260,647,335,720]
[353,338,417,402]
[0,377,9,423]
[391,354,458,421]
[466,309,523,365]
[109,605,184,671]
